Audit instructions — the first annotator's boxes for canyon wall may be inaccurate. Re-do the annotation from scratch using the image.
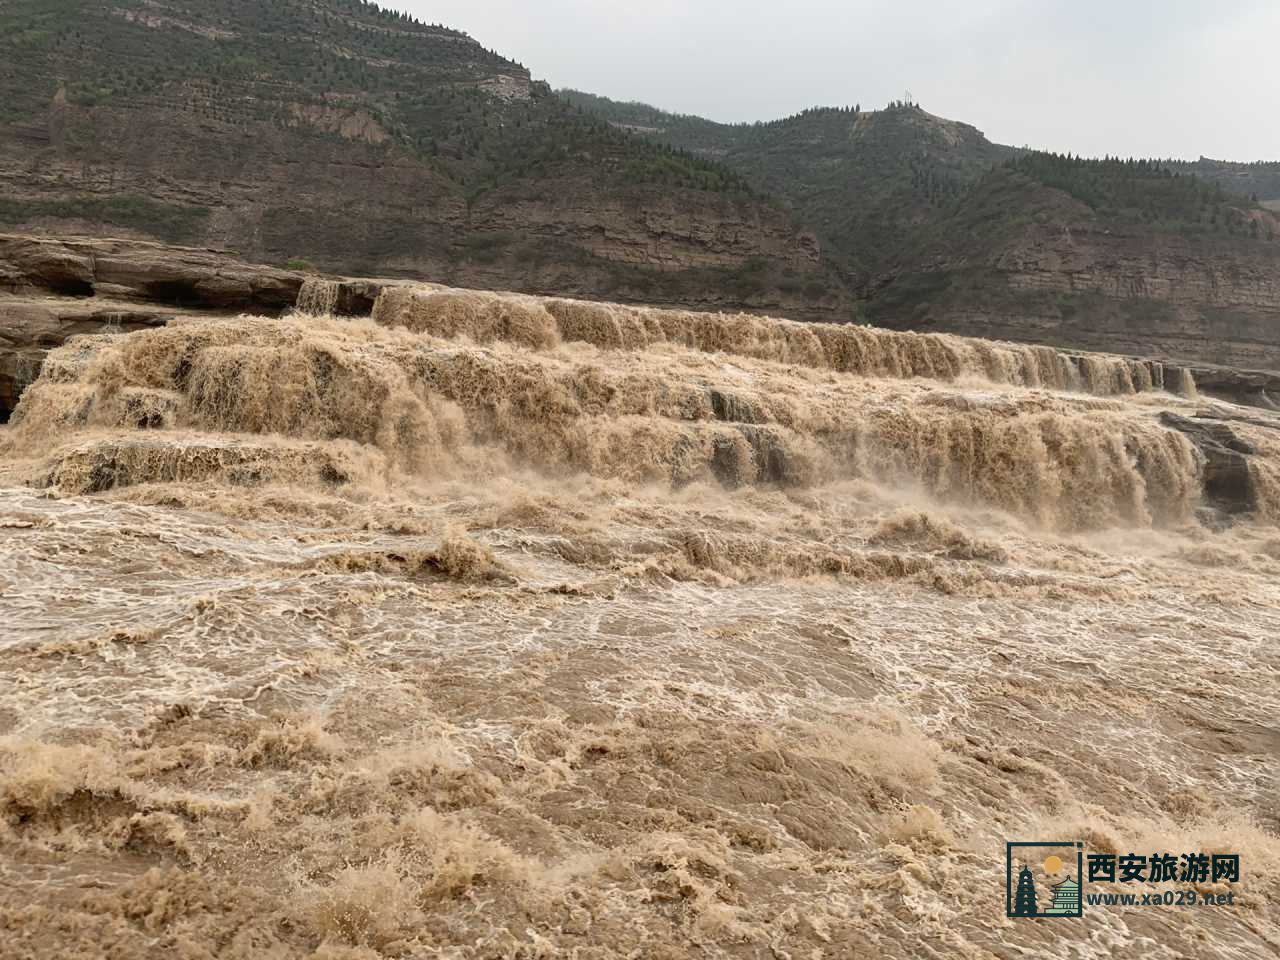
[875,196,1280,376]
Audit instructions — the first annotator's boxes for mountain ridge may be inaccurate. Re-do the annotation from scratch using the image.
[2,1,1279,372]
[0,0,844,317]
[559,91,1017,283]
[562,90,1280,371]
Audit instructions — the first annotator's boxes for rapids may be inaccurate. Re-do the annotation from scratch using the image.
[2,288,1279,958]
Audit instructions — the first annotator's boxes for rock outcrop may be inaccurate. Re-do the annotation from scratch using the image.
[1158,412,1261,517]
[0,234,307,419]
[0,235,303,309]
[1184,363,1280,410]
[0,296,177,418]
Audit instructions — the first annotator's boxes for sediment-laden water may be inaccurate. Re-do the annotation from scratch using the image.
[2,289,1278,958]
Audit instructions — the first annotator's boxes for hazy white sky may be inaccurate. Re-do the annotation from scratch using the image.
[394,0,1280,161]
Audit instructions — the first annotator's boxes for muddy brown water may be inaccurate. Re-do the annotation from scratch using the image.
[1,293,1278,958]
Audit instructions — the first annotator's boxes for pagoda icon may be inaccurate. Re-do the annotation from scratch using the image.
[1043,876,1081,915]
[1012,865,1039,916]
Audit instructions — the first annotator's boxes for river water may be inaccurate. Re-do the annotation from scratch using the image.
[1,293,1277,958]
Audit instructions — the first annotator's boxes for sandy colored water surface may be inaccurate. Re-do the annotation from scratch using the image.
[1,289,1278,958]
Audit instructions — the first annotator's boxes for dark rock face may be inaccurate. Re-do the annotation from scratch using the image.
[1158,412,1258,515]
[0,234,308,419]
[707,388,764,425]
[330,279,386,318]
[737,425,804,487]
[0,235,303,310]
[293,277,405,318]
[1185,364,1280,410]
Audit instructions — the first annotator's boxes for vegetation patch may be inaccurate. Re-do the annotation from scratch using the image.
[0,195,210,243]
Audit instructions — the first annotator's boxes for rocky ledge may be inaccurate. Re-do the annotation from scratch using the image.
[0,234,304,308]
[1158,412,1269,519]
[0,234,360,418]
[1184,363,1280,410]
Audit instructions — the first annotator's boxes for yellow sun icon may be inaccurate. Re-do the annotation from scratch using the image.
[1044,855,1063,874]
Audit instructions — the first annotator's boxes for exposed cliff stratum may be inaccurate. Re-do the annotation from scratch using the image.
[0,0,838,316]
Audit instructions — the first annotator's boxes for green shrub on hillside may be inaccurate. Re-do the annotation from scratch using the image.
[0,195,210,243]
[1004,152,1264,237]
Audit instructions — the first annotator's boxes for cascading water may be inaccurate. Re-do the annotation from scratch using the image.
[371,286,1199,399]
[3,311,1235,530]
[296,277,341,316]
[3,285,1279,960]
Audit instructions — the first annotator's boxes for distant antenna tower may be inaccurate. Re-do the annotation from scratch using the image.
[905,89,914,106]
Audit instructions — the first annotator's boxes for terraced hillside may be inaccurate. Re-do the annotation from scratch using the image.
[0,0,839,314]
[566,94,1280,370]
[560,93,1014,282]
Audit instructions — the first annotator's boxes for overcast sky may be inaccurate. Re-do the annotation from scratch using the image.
[395,0,1279,161]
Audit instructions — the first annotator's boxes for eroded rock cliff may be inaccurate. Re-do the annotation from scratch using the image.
[0,0,841,319]
[873,175,1280,373]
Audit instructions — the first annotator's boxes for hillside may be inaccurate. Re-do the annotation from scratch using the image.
[0,0,843,315]
[565,92,1280,371]
[869,155,1280,369]
[560,92,1014,283]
